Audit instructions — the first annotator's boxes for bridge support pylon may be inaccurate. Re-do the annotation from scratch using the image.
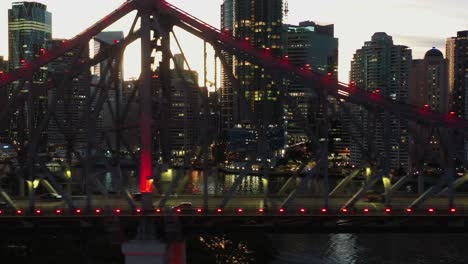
[122,240,167,264]
[122,218,167,264]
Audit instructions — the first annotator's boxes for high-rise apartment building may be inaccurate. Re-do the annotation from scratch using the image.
[409,48,448,166]
[350,32,411,170]
[410,48,449,113]
[220,0,283,128]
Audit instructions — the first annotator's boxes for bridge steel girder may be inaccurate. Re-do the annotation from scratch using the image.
[156,0,468,132]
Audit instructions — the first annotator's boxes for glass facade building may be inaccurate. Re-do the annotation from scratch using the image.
[220,0,284,128]
[8,2,52,70]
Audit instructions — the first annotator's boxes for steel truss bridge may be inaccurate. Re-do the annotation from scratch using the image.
[0,0,467,261]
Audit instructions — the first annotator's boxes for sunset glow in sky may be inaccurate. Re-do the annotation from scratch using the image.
[1,0,467,83]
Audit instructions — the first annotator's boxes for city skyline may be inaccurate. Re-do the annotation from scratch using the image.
[0,0,466,83]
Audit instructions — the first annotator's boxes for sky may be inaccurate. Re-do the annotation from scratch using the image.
[0,0,467,83]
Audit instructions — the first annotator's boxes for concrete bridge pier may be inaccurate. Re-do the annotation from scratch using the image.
[121,217,187,264]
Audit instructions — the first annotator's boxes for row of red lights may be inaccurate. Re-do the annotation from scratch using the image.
[0,207,458,216]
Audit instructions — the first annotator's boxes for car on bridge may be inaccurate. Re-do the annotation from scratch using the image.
[39,193,63,201]
[172,202,193,214]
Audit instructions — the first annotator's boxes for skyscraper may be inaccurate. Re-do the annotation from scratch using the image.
[0,56,8,141]
[409,48,449,166]
[350,32,411,170]
[446,31,468,163]
[8,2,51,70]
[8,2,52,146]
[284,21,339,145]
[45,39,91,149]
[449,31,468,119]
[220,0,283,128]
[446,37,456,104]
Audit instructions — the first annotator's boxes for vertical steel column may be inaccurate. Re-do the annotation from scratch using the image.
[203,41,209,212]
[26,81,35,212]
[139,10,154,206]
[445,128,455,208]
[322,93,329,208]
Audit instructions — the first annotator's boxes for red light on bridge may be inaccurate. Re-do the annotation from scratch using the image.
[196,208,203,214]
[449,111,456,116]
[0,210,3,215]
[363,208,369,213]
[35,210,42,215]
[244,37,250,41]
[152,74,159,79]
[175,208,181,214]
[284,55,289,59]
[237,208,244,214]
[279,208,285,214]
[19,59,26,64]
[341,208,348,213]
[115,209,121,214]
[216,208,223,213]
[424,104,429,108]
[265,47,270,51]
[95,209,102,214]
[321,208,328,214]
[16,210,23,215]
[406,208,413,213]
[385,208,392,214]
[113,39,120,44]
[450,208,457,213]
[299,208,306,214]
[135,208,142,214]
[155,208,161,213]
[75,209,82,214]
[258,208,264,213]
[327,72,333,77]
[428,208,435,213]
[55,209,63,215]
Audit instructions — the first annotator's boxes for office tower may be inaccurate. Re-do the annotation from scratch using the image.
[152,54,201,165]
[0,57,8,141]
[449,31,468,118]
[409,48,448,166]
[45,39,92,150]
[284,21,343,147]
[350,32,411,170]
[8,2,52,147]
[220,0,283,128]
[447,31,468,163]
[169,54,201,165]
[93,31,125,150]
[8,2,51,70]
[446,37,456,104]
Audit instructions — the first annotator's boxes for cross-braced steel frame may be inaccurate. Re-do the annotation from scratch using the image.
[0,0,467,219]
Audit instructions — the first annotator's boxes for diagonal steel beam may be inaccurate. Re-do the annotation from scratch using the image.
[340,169,385,210]
[329,168,362,196]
